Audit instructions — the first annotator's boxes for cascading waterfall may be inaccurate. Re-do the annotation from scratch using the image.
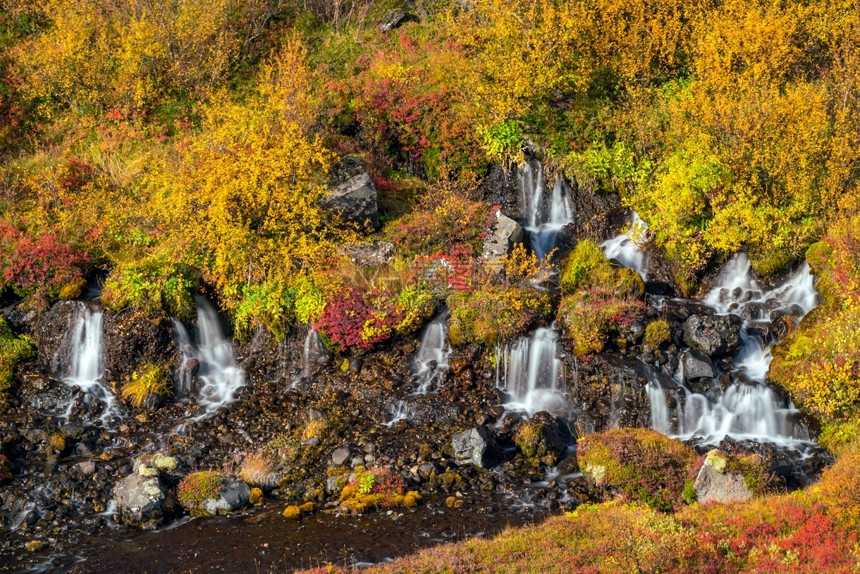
[413,313,451,394]
[645,252,817,447]
[519,161,574,259]
[601,211,650,280]
[496,327,568,416]
[61,305,119,425]
[292,326,328,387]
[173,299,245,415]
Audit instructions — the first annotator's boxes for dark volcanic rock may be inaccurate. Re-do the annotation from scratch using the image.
[682,314,743,358]
[103,309,176,383]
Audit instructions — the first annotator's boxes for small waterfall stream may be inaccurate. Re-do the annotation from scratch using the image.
[519,161,574,259]
[496,327,568,416]
[601,211,650,280]
[292,326,328,387]
[61,305,119,425]
[413,313,451,394]
[173,299,245,416]
[645,252,818,447]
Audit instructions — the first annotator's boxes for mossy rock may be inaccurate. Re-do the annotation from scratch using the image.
[513,411,569,468]
[577,428,698,511]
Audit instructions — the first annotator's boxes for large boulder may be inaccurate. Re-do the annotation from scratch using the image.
[322,156,379,230]
[682,314,742,358]
[114,465,167,529]
[452,426,500,468]
[482,210,525,264]
[681,349,716,382]
[694,450,753,503]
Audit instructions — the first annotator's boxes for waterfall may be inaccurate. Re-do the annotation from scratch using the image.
[61,305,119,425]
[496,327,567,416]
[601,211,650,279]
[519,161,574,259]
[173,299,245,414]
[643,253,818,447]
[413,313,451,394]
[293,326,328,387]
[385,400,415,427]
[646,378,671,434]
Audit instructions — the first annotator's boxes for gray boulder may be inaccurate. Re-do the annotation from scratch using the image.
[681,349,716,382]
[331,447,351,466]
[683,314,742,358]
[694,450,753,503]
[202,479,251,516]
[452,426,500,468]
[379,10,414,31]
[482,210,525,265]
[114,465,166,529]
[322,158,379,230]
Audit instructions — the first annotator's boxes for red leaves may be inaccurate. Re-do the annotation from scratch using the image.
[0,220,88,297]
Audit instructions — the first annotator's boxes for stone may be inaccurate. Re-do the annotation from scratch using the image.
[513,411,570,467]
[481,210,525,264]
[694,450,753,503]
[113,466,166,529]
[73,460,97,476]
[682,314,743,358]
[219,479,251,511]
[379,9,412,32]
[331,447,351,466]
[681,349,716,381]
[321,157,379,229]
[452,426,500,468]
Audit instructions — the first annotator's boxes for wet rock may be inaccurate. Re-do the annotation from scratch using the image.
[203,480,251,516]
[322,156,379,229]
[103,308,176,383]
[681,349,716,381]
[482,210,525,264]
[694,451,753,503]
[113,466,166,529]
[452,426,500,468]
[73,461,96,476]
[683,314,742,358]
[331,447,351,466]
[513,411,569,467]
[0,301,38,334]
[36,301,83,373]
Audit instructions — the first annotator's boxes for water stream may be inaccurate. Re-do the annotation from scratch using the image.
[518,160,574,260]
[60,305,119,425]
[645,252,818,448]
[601,211,650,280]
[292,326,328,387]
[412,312,451,394]
[173,299,245,417]
[496,327,568,417]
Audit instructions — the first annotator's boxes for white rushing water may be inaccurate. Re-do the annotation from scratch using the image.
[173,299,245,415]
[61,305,119,425]
[413,313,451,394]
[601,211,650,280]
[496,327,568,416]
[645,252,818,447]
[519,161,574,259]
[292,326,328,387]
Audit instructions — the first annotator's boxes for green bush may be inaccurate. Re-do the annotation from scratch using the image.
[447,285,551,347]
[0,318,34,397]
[103,255,199,320]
